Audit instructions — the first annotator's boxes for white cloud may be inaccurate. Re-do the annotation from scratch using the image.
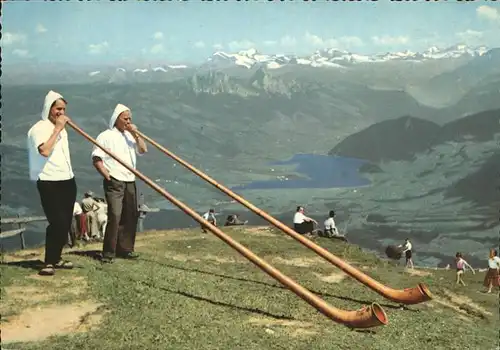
[476,5,500,22]
[456,29,484,43]
[193,41,205,49]
[12,49,29,58]
[417,32,448,48]
[150,43,164,54]
[304,32,363,49]
[88,41,109,55]
[153,32,164,40]
[1,32,26,46]
[372,35,410,46]
[213,43,224,50]
[305,32,337,47]
[340,36,364,47]
[35,24,47,34]
[228,40,255,51]
[263,40,277,47]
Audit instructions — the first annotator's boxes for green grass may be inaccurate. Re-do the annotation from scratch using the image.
[1,226,498,350]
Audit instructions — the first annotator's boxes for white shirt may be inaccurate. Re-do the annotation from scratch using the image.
[27,120,74,181]
[202,212,216,224]
[73,202,82,216]
[91,128,141,182]
[402,241,412,252]
[324,217,337,232]
[96,203,108,222]
[488,256,500,269]
[96,203,107,216]
[293,212,306,224]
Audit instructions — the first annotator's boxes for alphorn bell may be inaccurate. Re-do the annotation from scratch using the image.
[67,120,388,329]
[136,130,433,305]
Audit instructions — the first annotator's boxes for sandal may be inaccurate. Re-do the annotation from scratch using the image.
[39,264,55,276]
[101,256,114,264]
[54,260,74,269]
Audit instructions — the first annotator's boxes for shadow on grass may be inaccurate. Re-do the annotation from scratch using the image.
[0,259,45,271]
[1,258,87,271]
[66,250,298,321]
[69,250,102,261]
[140,257,417,311]
[352,329,378,334]
[134,278,297,321]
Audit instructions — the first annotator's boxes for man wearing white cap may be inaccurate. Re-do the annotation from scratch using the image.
[91,104,147,263]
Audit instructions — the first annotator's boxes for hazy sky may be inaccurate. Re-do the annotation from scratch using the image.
[2,1,499,66]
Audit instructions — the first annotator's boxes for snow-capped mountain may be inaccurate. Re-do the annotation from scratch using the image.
[4,43,492,86]
[87,64,188,79]
[85,44,489,78]
[203,44,488,70]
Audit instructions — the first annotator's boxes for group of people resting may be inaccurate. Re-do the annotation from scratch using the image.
[200,206,347,242]
[293,206,347,241]
[200,209,248,232]
[27,90,148,276]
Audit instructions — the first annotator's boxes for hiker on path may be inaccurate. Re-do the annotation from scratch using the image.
[92,103,147,264]
[323,210,348,242]
[399,238,414,269]
[483,249,500,293]
[27,90,77,276]
[201,208,217,233]
[293,206,317,237]
[455,252,475,286]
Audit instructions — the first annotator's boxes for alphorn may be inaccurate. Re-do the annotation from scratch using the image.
[67,120,388,329]
[136,130,433,305]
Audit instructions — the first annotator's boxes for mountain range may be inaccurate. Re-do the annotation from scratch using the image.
[3,44,498,117]
[87,44,489,72]
[1,43,490,83]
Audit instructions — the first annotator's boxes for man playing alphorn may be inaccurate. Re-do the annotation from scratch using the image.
[27,90,77,276]
[91,104,147,263]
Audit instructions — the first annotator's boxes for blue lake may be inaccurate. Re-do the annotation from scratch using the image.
[232,154,371,190]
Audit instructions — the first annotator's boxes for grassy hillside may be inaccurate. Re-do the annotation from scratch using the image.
[1,226,498,350]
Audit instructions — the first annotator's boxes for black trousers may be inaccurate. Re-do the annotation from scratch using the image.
[37,177,77,264]
[102,177,138,258]
[294,221,314,235]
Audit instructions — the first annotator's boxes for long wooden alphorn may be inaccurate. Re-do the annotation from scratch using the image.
[136,130,432,305]
[67,120,388,329]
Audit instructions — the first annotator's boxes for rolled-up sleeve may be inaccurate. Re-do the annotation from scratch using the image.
[132,137,145,157]
[91,133,107,160]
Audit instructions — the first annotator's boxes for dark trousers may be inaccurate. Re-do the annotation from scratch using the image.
[37,178,77,264]
[294,221,314,235]
[102,177,138,258]
[69,216,77,247]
